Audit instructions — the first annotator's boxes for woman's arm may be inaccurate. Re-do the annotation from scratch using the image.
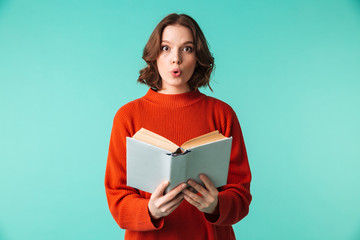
[105,121,160,231]
[105,119,187,231]
[208,107,252,225]
[183,107,252,226]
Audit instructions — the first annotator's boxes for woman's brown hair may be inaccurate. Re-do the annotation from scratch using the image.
[137,13,215,91]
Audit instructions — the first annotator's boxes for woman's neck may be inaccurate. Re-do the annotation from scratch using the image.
[157,85,191,95]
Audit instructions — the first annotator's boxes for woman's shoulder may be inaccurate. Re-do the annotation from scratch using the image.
[203,94,236,116]
[112,94,147,123]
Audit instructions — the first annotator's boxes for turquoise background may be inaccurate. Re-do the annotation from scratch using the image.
[0,0,359,239]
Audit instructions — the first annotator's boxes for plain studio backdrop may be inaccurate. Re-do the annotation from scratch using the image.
[0,0,359,239]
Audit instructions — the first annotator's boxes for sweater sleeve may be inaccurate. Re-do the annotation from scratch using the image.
[205,107,252,226]
[104,116,164,231]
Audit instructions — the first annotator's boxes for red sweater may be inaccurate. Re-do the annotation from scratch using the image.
[105,89,252,240]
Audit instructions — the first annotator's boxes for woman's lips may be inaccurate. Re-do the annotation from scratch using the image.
[171,69,181,77]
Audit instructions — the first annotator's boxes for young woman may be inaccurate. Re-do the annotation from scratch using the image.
[105,13,252,239]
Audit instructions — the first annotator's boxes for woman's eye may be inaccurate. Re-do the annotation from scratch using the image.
[161,45,169,51]
[183,46,193,52]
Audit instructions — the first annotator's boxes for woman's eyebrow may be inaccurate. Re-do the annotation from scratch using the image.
[161,40,194,45]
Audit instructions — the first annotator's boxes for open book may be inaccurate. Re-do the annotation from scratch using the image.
[126,128,232,193]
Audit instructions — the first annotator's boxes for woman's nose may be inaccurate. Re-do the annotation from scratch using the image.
[171,51,182,64]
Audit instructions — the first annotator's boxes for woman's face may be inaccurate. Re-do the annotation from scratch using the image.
[156,24,197,94]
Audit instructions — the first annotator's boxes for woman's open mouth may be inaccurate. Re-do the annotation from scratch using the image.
[171,69,181,77]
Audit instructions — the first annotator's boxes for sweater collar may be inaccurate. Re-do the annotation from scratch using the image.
[142,88,205,107]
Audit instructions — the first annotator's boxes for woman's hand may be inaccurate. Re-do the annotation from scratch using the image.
[148,181,187,220]
[182,174,219,215]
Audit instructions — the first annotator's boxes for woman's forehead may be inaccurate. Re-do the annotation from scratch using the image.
[161,25,194,44]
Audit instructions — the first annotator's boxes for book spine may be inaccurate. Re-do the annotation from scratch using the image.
[165,154,188,193]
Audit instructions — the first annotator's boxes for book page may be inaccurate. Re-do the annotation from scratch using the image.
[181,130,227,150]
[132,128,180,153]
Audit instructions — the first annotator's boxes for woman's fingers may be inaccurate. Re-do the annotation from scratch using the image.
[188,186,197,193]
[160,192,184,213]
[149,177,218,219]
[183,193,201,208]
[157,183,187,206]
[182,175,219,214]
[165,197,184,214]
[151,181,170,199]
[199,174,216,193]
[187,179,208,197]
[182,188,202,203]
[148,182,187,219]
